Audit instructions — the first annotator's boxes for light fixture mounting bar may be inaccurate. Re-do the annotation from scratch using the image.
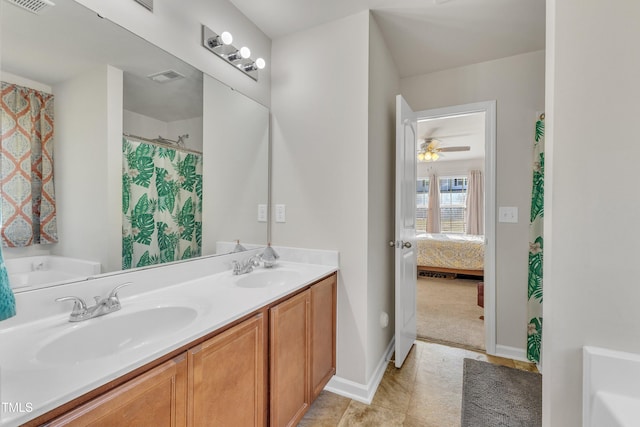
[202,25,258,81]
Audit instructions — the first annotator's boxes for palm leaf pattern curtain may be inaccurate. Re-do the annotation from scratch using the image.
[527,114,544,363]
[0,82,58,247]
[122,137,202,270]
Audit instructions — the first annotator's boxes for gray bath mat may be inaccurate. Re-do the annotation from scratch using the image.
[461,358,542,427]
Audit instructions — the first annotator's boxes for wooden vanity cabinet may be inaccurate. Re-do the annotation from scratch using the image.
[41,273,336,427]
[269,290,311,427]
[188,311,267,427]
[48,355,188,427]
[270,274,337,427]
[310,274,337,400]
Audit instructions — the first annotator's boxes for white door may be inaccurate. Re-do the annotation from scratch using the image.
[394,95,417,368]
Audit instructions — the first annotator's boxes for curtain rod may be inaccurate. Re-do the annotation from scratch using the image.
[123,133,202,155]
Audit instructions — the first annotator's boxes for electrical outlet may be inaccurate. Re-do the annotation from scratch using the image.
[257,204,267,222]
[275,204,286,223]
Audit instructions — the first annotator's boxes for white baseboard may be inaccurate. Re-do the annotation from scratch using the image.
[495,344,529,362]
[324,336,395,404]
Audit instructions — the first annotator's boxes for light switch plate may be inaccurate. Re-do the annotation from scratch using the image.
[275,204,286,223]
[257,204,267,222]
[498,206,518,223]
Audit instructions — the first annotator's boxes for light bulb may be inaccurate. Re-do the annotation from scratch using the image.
[255,58,266,69]
[418,152,425,161]
[239,46,251,59]
[220,31,233,45]
[228,47,251,62]
[425,152,432,161]
[432,152,439,161]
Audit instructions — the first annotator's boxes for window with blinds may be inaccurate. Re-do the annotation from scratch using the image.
[416,178,429,232]
[439,176,468,233]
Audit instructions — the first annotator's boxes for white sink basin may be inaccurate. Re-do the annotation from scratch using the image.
[234,270,301,288]
[36,306,198,365]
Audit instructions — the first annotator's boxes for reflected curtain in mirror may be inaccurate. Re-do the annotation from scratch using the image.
[122,137,203,269]
[0,82,58,247]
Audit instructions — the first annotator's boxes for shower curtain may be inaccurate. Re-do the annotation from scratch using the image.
[527,114,544,363]
[0,82,58,247]
[122,137,203,270]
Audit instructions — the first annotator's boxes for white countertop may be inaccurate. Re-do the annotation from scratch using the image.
[0,260,336,426]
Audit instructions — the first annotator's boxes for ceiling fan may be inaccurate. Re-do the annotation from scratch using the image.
[417,138,470,162]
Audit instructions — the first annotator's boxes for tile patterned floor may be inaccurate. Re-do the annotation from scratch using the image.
[298,340,538,427]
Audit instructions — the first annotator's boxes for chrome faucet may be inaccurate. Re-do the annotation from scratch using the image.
[56,283,130,322]
[231,255,261,275]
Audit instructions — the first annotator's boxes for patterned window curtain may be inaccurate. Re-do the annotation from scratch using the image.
[527,114,544,363]
[0,82,58,247]
[122,137,203,270]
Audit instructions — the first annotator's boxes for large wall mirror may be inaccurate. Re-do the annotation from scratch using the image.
[0,0,269,291]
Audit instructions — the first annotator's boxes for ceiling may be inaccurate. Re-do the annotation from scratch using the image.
[417,112,485,162]
[229,0,545,78]
[1,0,203,122]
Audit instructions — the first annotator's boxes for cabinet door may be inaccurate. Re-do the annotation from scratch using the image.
[49,355,187,427]
[310,274,337,400]
[188,312,267,427]
[270,290,310,427]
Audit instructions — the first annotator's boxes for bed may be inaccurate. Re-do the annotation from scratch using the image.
[416,233,485,276]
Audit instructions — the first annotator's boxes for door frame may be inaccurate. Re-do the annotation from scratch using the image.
[415,100,497,355]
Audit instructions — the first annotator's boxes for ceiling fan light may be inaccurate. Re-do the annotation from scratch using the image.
[425,152,432,160]
[418,152,425,161]
[432,152,439,161]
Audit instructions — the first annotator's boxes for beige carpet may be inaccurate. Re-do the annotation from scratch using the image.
[416,276,485,351]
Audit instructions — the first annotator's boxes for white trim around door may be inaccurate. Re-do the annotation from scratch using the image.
[415,100,497,355]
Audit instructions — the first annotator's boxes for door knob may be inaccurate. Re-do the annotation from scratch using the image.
[389,241,396,248]
[403,241,412,249]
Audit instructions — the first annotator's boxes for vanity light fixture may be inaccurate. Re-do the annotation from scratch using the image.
[239,58,266,72]
[227,47,251,62]
[206,31,233,49]
[202,24,266,81]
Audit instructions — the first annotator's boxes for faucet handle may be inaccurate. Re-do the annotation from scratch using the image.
[109,282,131,299]
[55,296,88,316]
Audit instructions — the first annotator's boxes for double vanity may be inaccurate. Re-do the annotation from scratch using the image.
[0,249,338,427]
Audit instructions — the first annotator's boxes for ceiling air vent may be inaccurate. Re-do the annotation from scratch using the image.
[147,70,185,84]
[4,0,55,14]
[133,0,153,12]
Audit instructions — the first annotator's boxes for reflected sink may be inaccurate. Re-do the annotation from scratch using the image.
[234,270,301,289]
[37,306,198,365]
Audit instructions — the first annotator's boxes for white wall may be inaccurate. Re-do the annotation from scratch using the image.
[401,50,545,354]
[52,65,123,273]
[543,1,640,425]
[366,14,399,380]
[0,70,52,94]
[417,158,485,179]
[123,110,167,139]
[202,74,269,254]
[74,0,271,106]
[271,12,371,385]
[123,110,204,152]
[167,117,203,152]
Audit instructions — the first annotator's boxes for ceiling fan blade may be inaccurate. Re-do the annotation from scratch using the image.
[439,146,470,152]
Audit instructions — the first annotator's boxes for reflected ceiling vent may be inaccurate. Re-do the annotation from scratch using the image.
[133,0,153,12]
[4,0,55,14]
[147,70,185,84]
